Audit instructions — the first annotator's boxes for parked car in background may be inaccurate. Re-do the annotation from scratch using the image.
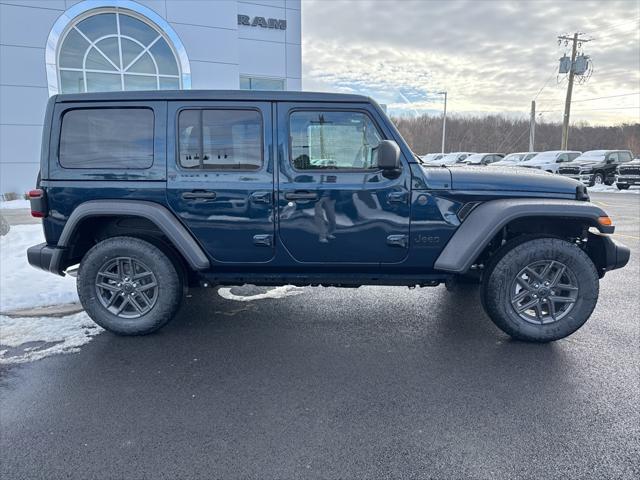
[615,158,640,190]
[437,152,475,165]
[558,150,634,186]
[462,153,505,166]
[520,150,581,174]
[420,153,444,163]
[492,152,538,167]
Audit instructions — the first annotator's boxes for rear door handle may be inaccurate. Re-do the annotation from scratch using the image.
[182,190,216,200]
[284,191,318,201]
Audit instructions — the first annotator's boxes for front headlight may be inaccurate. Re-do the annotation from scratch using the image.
[580,169,593,174]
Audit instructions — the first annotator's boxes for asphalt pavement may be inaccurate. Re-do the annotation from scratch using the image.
[1,192,639,479]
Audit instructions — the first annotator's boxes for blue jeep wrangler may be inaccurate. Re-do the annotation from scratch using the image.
[27,91,630,342]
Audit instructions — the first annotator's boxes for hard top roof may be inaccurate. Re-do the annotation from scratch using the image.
[54,89,374,104]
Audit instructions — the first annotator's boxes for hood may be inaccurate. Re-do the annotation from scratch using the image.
[564,159,605,168]
[445,165,582,194]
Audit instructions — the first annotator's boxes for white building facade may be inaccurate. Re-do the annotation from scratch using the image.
[0,0,302,195]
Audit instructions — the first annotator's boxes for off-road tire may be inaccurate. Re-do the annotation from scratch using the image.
[481,237,599,342]
[78,236,182,335]
[616,183,630,190]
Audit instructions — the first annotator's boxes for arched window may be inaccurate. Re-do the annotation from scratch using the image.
[47,2,191,95]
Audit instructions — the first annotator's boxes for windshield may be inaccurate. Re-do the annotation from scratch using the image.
[463,154,485,164]
[527,151,564,162]
[439,153,465,165]
[574,151,607,162]
[499,153,526,163]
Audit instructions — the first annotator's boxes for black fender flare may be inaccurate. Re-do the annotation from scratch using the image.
[51,200,210,273]
[433,198,612,274]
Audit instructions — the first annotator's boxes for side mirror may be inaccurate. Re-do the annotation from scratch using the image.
[377,140,401,170]
[606,158,614,164]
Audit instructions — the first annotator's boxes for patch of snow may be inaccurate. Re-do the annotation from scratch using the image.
[0,224,79,311]
[0,199,30,209]
[217,285,305,302]
[588,184,640,194]
[0,312,103,364]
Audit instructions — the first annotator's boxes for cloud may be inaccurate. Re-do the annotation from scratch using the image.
[301,0,640,125]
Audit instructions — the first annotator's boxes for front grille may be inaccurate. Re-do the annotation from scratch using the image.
[559,167,580,175]
[619,167,640,176]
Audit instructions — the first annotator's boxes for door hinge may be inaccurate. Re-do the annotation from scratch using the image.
[253,234,273,247]
[387,234,408,248]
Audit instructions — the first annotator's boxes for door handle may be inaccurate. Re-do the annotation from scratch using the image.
[388,191,408,204]
[250,191,272,204]
[253,234,273,247]
[182,190,216,200]
[284,191,318,201]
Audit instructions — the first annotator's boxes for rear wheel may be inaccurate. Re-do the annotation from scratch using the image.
[616,183,630,190]
[78,236,183,335]
[481,237,599,342]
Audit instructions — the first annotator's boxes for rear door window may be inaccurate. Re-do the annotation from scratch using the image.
[178,109,263,170]
[59,108,154,169]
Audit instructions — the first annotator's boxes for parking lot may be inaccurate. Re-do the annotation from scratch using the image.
[1,191,638,479]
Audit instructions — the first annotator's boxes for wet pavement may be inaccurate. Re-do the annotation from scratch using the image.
[1,192,638,479]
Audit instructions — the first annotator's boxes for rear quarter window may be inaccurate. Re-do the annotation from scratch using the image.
[59,108,154,169]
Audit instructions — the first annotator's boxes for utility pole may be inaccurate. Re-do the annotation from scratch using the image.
[558,32,591,149]
[529,100,536,151]
[438,91,447,153]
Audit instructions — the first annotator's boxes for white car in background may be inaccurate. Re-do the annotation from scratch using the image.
[520,150,581,174]
[420,153,444,163]
[437,152,475,165]
[492,152,538,167]
[462,153,505,166]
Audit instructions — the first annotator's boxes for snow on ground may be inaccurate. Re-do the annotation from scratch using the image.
[0,199,30,209]
[217,285,304,302]
[0,224,78,311]
[0,224,104,364]
[588,184,640,194]
[0,313,103,364]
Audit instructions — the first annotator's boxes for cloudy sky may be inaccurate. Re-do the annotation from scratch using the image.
[300,0,640,125]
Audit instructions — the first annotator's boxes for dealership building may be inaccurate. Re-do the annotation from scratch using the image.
[0,0,302,195]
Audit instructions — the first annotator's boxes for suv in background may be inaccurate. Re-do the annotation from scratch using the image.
[558,150,634,186]
[492,152,538,167]
[520,150,581,174]
[615,158,640,190]
[462,153,505,166]
[27,90,629,343]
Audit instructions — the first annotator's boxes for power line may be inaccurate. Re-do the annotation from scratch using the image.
[539,106,640,113]
[570,92,640,103]
[532,66,558,101]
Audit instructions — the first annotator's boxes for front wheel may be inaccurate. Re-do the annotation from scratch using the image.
[590,172,605,186]
[78,236,183,335]
[617,183,630,190]
[481,238,599,342]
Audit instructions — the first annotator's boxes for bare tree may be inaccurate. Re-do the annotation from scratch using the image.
[392,114,640,156]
